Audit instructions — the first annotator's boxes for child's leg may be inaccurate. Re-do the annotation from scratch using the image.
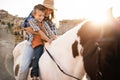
[30,45,44,77]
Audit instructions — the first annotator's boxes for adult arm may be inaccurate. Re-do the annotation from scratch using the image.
[42,21,57,40]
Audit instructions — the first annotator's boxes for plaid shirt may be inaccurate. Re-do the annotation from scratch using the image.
[42,21,54,38]
[24,18,55,42]
[22,11,55,42]
[44,17,57,35]
[26,18,40,42]
[22,12,33,28]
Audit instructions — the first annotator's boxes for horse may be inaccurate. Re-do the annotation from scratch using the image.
[13,19,120,80]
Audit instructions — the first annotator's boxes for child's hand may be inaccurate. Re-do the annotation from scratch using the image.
[47,39,52,44]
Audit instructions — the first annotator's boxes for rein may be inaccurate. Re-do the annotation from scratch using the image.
[85,25,115,80]
[44,47,81,80]
[95,38,115,80]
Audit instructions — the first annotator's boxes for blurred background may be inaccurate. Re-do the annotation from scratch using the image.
[0,0,120,80]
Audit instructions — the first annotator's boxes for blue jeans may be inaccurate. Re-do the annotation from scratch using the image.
[30,45,44,77]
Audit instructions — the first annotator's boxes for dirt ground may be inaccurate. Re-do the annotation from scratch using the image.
[0,27,15,80]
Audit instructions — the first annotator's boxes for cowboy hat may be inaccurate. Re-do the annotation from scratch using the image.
[43,0,56,10]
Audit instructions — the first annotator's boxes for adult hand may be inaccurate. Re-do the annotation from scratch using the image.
[51,35,57,40]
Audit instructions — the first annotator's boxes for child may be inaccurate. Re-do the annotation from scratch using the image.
[14,2,57,80]
[25,4,52,80]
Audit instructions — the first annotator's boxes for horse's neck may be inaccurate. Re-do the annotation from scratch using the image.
[45,21,88,62]
[54,20,87,45]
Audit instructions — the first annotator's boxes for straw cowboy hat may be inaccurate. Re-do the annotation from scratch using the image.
[43,0,56,10]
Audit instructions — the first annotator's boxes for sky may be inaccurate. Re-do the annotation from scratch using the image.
[0,0,120,20]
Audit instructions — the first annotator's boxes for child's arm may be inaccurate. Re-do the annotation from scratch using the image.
[24,27,39,35]
[25,27,52,43]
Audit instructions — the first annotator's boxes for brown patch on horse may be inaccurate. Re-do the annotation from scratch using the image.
[72,40,79,58]
[77,21,102,80]
[77,21,101,56]
[77,21,101,45]
[15,64,19,76]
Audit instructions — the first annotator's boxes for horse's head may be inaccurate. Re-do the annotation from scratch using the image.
[77,20,120,80]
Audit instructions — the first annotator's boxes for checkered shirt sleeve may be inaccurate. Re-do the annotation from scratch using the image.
[42,21,54,38]
[29,18,40,31]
